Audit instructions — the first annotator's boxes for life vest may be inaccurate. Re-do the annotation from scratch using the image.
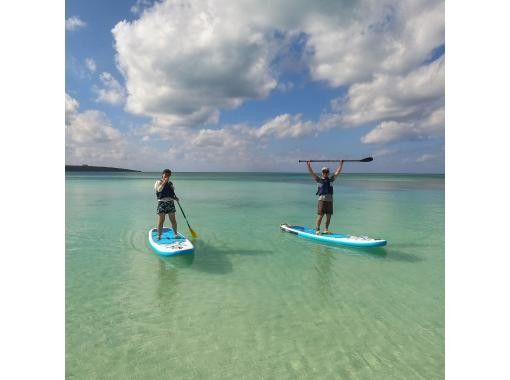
[316,177,333,195]
[156,181,176,199]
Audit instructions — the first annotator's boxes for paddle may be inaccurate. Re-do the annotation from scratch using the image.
[176,200,198,238]
[298,157,373,163]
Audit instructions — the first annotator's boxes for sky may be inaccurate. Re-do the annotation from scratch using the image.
[65,0,445,172]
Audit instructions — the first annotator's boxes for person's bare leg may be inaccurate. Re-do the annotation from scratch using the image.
[157,213,165,239]
[316,214,323,233]
[324,213,332,233]
[169,212,178,238]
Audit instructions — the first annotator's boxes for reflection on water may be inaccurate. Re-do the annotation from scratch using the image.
[158,253,195,269]
[314,252,335,299]
[305,239,388,258]
[156,259,179,310]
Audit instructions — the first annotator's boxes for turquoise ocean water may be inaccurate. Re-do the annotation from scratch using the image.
[66,172,444,379]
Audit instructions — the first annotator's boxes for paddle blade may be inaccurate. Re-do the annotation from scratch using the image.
[360,157,373,162]
[189,227,198,238]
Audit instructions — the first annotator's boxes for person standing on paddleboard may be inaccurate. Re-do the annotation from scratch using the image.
[306,160,344,234]
[154,169,180,240]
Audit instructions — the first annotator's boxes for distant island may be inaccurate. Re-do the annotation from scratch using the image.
[65,165,141,172]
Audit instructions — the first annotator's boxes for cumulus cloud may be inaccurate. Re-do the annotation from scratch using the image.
[191,128,246,149]
[141,111,323,145]
[65,93,79,118]
[85,58,96,73]
[66,16,87,31]
[93,72,126,105]
[111,0,444,132]
[131,0,155,14]
[339,55,444,126]
[305,0,444,85]
[248,54,444,144]
[113,0,278,127]
[419,106,444,135]
[302,54,446,145]
[416,153,438,163]
[252,114,317,139]
[65,93,129,164]
[361,121,418,144]
[66,110,122,144]
[137,51,444,147]
[134,124,257,168]
[360,105,444,144]
[66,92,286,169]
[360,105,444,145]
[248,60,444,143]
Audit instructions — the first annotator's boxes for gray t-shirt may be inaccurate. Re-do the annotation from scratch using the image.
[316,176,335,202]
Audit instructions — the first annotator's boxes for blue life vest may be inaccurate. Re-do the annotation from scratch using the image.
[316,177,333,195]
[156,181,176,199]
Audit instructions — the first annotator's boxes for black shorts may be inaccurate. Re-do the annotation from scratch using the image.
[317,200,333,215]
[157,200,176,214]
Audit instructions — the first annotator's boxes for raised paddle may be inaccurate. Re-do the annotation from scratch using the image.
[298,157,374,163]
[176,200,198,238]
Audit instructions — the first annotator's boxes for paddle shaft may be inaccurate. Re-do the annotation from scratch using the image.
[176,200,192,230]
[298,158,373,163]
[299,160,356,162]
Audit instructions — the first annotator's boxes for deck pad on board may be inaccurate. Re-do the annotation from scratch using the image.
[148,227,194,256]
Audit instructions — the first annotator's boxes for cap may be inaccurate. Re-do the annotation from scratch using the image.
[321,167,330,172]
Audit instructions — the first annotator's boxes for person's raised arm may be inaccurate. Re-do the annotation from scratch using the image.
[333,160,344,179]
[306,161,319,180]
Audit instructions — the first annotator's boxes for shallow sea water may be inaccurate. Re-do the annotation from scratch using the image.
[66,172,444,379]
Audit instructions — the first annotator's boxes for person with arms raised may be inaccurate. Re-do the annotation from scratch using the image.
[306,160,344,234]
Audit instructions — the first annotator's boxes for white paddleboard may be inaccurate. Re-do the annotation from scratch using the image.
[148,227,194,256]
[280,224,387,247]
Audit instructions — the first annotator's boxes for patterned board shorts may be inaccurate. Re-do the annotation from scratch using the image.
[317,200,333,215]
[157,200,176,214]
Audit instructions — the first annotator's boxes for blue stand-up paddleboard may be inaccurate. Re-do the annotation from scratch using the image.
[148,227,194,256]
[280,224,387,247]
